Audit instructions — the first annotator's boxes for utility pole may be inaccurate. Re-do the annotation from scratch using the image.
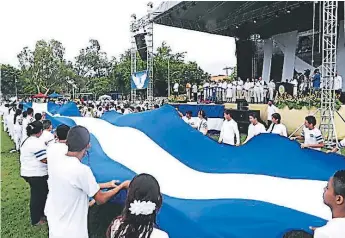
[223,66,233,76]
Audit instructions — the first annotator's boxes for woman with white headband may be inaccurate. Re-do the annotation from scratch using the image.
[107,173,169,238]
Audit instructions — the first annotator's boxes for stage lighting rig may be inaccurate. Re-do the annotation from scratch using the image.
[147,2,153,9]
[131,14,137,20]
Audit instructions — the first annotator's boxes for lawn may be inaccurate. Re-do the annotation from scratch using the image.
[0,121,122,238]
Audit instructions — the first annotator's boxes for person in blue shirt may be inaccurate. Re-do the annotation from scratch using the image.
[312,69,321,89]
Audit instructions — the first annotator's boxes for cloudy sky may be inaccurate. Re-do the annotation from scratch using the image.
[0,0,236,75]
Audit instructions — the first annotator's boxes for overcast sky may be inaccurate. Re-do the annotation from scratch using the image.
[0,0,236,75]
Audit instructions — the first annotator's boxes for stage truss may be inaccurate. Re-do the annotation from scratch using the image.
[130,3,158,104]
[320,1,338,147]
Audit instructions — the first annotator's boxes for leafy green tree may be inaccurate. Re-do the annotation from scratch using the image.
[0,64,21,95]
[17,40,67,94]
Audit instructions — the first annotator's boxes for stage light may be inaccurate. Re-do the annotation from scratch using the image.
[286,8,291,14]
[235,25,239,29]
[131,14,137,20]
[147,2,153,8]
[253,19,257,24]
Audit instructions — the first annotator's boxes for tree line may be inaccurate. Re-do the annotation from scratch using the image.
[1,39,211,98]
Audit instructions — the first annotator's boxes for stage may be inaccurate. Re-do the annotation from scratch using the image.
[172,102,345,139]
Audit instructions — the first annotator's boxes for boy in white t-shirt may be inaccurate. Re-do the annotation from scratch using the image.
[291,115,324,151]
[311,170,345,238]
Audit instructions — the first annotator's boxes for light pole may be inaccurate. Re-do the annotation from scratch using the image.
[167,59,170,97]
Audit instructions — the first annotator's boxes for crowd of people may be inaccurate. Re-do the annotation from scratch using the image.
[1,96,345,238]
[178,100,345,153]
[174,70,343,104]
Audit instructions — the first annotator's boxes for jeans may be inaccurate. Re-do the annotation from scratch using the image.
[22,175,49,225]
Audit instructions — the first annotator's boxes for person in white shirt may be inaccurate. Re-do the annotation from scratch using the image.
[21,108,34,144]
[46,124,70,171]
[222,80,228,102]
[258,77,265,103]
[203,81,210,101]
[95,107,103,118]
[192,84,198,101]
[217,80,223,101]
[173,82,179,96]
[253,79,261,103]
[268,80,275,100]
[107,174,169,238]
[267,100,278,128]
[45,126,130,238]
[20,120,48,226]
[291,78,298,97]
[218,109,240,146]
[244,113,266,144]
[334,72,343,95]
[237,78,243,99]
[311,170,345,238]
[243,79,251,102]
[40,120,55,146]
[231,80,237,102]
[181,111,197,129]
[266,113,287,137]
[291,115,324,150]
[226,82,233,102]
[197,110,208,135]
[13,108,23,151]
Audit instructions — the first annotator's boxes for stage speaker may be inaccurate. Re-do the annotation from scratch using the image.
[134,33,147,61]
[236,39,254,79]
[236,99,249,110]
[228,109,261,133]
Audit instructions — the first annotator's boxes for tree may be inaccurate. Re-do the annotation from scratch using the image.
[74,39,112,92]
[17,39,68,94]
[0,64,21,96]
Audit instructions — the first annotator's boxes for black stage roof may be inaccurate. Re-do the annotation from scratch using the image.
[152,1,344,39]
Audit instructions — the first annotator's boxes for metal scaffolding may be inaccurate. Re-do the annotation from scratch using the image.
[146,5,154,103]
[130,16,137,102]
[319,1,338,146]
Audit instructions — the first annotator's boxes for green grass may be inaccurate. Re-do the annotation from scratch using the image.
[0,119,122,238]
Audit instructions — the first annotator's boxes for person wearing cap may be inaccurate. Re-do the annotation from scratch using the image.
[45,126,130,238]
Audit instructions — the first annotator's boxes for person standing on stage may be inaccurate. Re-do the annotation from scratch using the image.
[186,82,191,101]
[312,69,321,91]
[268,80,276,100]
[218,80,223,102]
[291,115,324,151]
[291,78,298,97]
[334,72,343,96]
[267,100,278,128]
[218,109,240,146]
[253,79,261,103]
[173,81,179,96]
[192,83,198,102]
[249,79,255,103]
[222,80,227,102]
[258,77,265,103]
[203,81,209,101]
[244,78,251,102]
[232,79,237,103]
[226,81,233,103]
[210,81,217,102]
[236,77,243,99]
[243,113,266,144]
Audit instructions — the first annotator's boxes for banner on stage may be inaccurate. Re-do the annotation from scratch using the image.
[131,70,150,90]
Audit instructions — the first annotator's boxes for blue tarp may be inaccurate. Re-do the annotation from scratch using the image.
[56,102,80,117]
[48,93,62,98]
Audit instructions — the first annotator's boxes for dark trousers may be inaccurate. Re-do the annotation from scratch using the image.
[193,93,197,101]
[22,175,48,225]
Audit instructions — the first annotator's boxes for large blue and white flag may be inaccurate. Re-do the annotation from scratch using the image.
[42,105,345,238]
[131,70,150,89]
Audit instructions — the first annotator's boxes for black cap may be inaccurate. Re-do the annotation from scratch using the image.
[67,126,90,152]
